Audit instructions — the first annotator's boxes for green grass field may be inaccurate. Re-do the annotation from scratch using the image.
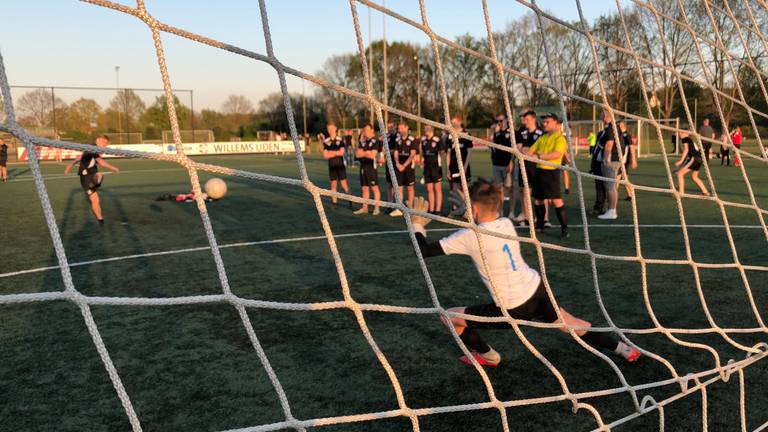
[1,150,766,431]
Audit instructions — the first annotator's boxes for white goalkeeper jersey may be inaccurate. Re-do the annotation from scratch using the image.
[438,217,540,309]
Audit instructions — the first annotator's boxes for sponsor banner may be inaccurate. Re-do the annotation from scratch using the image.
[162,140,305,155]
[16,144,164,161]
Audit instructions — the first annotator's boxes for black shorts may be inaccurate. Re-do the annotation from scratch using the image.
[533,169,561,200]
[448,165,471,184]
[385,157,396,184]
[0,159,6,168]
[329,165,347,181]
[80,173,102,194]
[359,164,378,187]
[681,156,702,172]
[395,166,416,187]
[423,163,442,183]
[518,160,537,187]
[463,283,558,329]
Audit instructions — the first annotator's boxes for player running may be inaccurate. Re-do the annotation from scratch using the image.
[389,121,418,217]
[354,124,382,215]
[515,109,544,227]
[527,113,569,238]
[675,130,710,197]
[410,179,641,367]
[63,135,120,225]
[318,122,350,208]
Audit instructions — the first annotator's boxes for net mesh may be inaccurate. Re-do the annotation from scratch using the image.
[1,0,767,431]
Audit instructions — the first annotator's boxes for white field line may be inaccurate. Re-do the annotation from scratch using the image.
[0,224,763,279]
[5,167,186,183]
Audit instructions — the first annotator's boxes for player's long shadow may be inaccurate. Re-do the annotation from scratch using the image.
[0,185,149,430]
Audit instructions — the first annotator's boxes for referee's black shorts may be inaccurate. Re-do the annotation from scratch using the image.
[518,160,537,187]
[533,168,562,200]
[463,282,558,328]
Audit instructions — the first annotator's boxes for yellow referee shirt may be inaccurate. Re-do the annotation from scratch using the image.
[529,131,567,170]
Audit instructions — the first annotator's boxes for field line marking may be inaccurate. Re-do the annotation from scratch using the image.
[0,224,763,279]
[5,167,186,183]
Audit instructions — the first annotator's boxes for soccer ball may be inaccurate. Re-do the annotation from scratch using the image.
[204,178,227,200]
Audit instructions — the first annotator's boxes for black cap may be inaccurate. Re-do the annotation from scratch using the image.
[539,112,561,122]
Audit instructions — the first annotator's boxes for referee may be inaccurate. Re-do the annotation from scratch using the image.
[527,113,569,238]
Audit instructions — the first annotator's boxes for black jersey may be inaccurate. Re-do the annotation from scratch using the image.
[386,132,398,158]
[358,137,381,167]
[0,143,7,160]
[620,131,632,162]
[448,132,473,170]
[420,135,443,167]
[78,151,101,176]
[682,136,701,159]
[323,135,346,168]
[515,127,544,150]
[595,124,620,163]
[491,127,513,166]
[395,133,417,164]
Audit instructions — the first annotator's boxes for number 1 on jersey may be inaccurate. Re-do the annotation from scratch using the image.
[502,243,517,271]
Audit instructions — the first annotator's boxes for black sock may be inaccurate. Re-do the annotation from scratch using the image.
[555,205,568,230]
[98,218,105,226]
[460,327,490,354]
[534,204,546,229]
[581,331,618,351]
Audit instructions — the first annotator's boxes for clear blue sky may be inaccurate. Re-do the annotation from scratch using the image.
[0,1,615,111]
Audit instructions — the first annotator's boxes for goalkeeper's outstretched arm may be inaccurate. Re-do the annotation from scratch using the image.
[411,196,446,258]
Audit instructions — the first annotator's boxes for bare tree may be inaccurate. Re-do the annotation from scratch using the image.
[221,94,255,115]
[441,34,490,121]
[317,54,364,127]
[16,88,66,128]
[108,89,146,131]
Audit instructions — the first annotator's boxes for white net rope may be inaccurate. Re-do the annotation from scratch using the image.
[0,0,767,431]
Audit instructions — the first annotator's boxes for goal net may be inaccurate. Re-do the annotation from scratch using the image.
[1,1,767,431]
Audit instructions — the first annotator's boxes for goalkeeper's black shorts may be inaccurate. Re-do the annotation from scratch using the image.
[463,283,558,328]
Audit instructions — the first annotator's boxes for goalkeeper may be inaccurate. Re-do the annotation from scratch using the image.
[410,179,640,366]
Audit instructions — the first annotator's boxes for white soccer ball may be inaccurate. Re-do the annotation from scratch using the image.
[204,178,227,200]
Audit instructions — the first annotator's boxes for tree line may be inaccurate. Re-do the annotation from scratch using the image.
[10,1,768,144]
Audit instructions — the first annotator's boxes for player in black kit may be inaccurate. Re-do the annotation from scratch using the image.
[63,135,120,225]
[0,138,8,182]
[318,122,350,208]
[353,124,382,215]
[515,109,544,227]
[389,121,418,217]
[490,113,513,215]
[674,130,710,197]
[420,125,445,214]
[446,116,473,193]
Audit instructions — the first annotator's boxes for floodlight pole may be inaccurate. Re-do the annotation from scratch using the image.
[415,55,421,137]
[115,66,122,134]
[368,5,374,125]
[382,0,388,125]
[302,79,307,137]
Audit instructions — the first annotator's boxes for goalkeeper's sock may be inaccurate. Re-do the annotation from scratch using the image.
[459,327,491,354]
[581,331,618,351]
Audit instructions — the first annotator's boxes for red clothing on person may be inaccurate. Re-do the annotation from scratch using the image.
[731,129,742,145]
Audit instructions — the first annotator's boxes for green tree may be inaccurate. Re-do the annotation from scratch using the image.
[140,95,190,140]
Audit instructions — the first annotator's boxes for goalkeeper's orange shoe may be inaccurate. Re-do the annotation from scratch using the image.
[459,351,500,367]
